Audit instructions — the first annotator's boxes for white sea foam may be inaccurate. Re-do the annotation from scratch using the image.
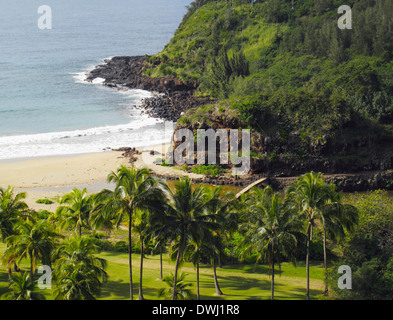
[71,71,89,84]
[0,60,172,161]
[92,77,105,84]
[0,118,172,160]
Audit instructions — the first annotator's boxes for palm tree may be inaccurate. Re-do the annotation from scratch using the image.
[157,272,192,300]
[2,219,59,282]
[160,177,216,300]
[203,186,237,296]
[286,172,336,299]
[54,188,93,237]
[239,186,302,300]
[184,232,213,300]
[91,165,165,300]
[184,240,203,299]
[206,231,226,296]
[147,197,175,281]
[1,271,45,300]
[52,235,108,300]
[0,187,28,242]
[133,208,150,300]
[0,187,29,276]
[316,183,359,295]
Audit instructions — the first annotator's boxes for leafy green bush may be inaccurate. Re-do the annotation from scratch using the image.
[327,190,393,299]
[36,198,54,205]
[113,241,129,253]
[191,164,224,177]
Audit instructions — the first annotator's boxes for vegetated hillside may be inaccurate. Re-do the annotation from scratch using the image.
[144,0,393,176]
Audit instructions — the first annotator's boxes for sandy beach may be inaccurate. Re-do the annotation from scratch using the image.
[0,143,204,211]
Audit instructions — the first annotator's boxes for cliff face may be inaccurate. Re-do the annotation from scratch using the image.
[174,111,393,177]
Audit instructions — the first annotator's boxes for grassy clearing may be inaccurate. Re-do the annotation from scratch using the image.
[0,242,325,300]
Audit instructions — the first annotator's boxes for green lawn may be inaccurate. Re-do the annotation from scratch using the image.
[0,242,325,300]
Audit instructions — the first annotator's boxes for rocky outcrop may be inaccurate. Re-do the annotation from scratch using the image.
[140,91,215,122]
[86,56,190,91]
[88,56,393,192]
[86,56,214,122]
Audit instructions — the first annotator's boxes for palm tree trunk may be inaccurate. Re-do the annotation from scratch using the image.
[323,230,328,296]
[172,245,182,300]
[172,231,185,301]
[271,245,275,300]
[138,235,144,300]
[213,257,223,296]
[30,256,34,284]
[306,227,311,300]
[159,246,163,280]
[196,262,200,300]
[128,216,134,300]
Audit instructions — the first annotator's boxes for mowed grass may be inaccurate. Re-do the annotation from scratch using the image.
[0,242,325,300]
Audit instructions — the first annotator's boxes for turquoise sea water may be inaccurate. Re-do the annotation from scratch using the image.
[0,0,189,160]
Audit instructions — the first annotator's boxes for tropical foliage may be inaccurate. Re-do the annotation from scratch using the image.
[0,167,390,300]
[146,0,393,174]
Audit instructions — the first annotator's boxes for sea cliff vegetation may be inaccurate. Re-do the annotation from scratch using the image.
[143,0,393,176]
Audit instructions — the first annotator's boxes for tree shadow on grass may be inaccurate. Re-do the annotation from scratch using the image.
[99,278,165,300]
[197,272,323,300]
[197,273,271,299]
[285,287,324,300]
[229,261,324,277]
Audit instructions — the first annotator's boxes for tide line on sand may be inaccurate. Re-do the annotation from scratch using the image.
[0,143,204,211]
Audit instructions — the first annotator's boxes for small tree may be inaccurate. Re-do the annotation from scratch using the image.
[157,273,192,300]
[1,272,45,300]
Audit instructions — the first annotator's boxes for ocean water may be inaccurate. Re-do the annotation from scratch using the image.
[0,0,190,160]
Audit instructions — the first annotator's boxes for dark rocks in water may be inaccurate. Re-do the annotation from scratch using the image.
[87,56,148,89]
[86,56,213,122]
[140,91,214,122]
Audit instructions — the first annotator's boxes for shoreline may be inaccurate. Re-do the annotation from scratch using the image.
[0,151,130,189]
[0,143,203,211]
[1,56,392,209]
[1,145,393,212]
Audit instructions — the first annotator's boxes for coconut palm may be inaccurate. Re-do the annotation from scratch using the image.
[205,231,226,296]
[239,186,302,300]
[157,272,192,300]
[2,219,59,282]
[316,183,359,295]
[52,235,108,300]
[183,230,216,300]
[0,187,28,242]
[53,263,104,300]
[54,188,93,237]
[1,271,45,300]
[184,240,203,299]
[160,177,216,300]
[133,208,150,300]
[286,172,336,299]
[91,165,165,300]
[203,186,237,296]
[147,199,173,281]
[0,187,29,276]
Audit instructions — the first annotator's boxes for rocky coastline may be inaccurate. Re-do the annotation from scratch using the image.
[86,56,214,122]
[89,56,393,193]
